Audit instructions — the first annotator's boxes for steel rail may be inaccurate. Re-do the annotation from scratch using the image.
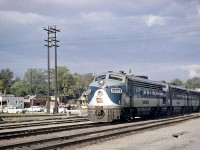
[0,118,88,130]
[0,121,97,140]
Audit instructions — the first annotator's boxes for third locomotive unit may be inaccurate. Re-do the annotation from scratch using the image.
[87,71,200,122]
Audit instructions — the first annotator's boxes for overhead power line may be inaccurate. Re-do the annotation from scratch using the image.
[0,15,200,48]
[1,26,200,48]
[2,14,200,37]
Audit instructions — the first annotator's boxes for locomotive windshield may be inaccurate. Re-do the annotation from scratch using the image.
[95,75,106,81]
[94,73,124,82]
[109,74,123,81]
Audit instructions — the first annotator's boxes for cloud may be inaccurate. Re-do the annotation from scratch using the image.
[144,15,166,27]
[0,10,56,25]
[181,65,200,78]
[34,0,101,5]
[80,11,115,22]
[127,63,200,82]
[197,8,200,16]
[0,0,199,83]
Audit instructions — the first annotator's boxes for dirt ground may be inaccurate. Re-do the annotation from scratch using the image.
[76,116,200,150]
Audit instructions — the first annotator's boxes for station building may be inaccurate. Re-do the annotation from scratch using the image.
[0,94,24,108]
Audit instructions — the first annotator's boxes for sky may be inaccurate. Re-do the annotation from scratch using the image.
[0,0,200,82]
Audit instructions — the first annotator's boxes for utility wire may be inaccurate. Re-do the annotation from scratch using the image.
[1,15,200,47]
[2,14,200,35]
[2,27,200,45]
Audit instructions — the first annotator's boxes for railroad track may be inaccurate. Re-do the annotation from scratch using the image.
[0,115,84,124]
[0,113,199,150]
[0,117,88,130]
[0,121,102,140]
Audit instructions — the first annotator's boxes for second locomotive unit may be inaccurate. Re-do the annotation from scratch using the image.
[87,71,200,122]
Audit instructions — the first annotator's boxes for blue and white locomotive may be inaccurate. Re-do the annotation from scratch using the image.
[87,71,200,122]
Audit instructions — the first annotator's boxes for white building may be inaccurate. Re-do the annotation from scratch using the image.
[195,88,200,92]
[0,94,24,108]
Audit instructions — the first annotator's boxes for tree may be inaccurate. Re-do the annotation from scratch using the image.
[62,73,76,96]
[73,73,83,97]
[51,67,94,98]
[50,66,82,97]
[0,80,3,94]
[69,73,94,98]
[81,73,94,88]
[0,68,14,95]
[24,69,47,95]
[10,79,28,97]
[170,78,183,86]
[185,77,200,89]
[10,69,48,97]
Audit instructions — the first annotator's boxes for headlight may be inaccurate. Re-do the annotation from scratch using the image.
[97,91,103,97]
[98,80,105,86]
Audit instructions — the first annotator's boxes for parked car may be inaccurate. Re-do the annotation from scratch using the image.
[26,106,44,112]
[7,106,26,114]
[58,106,67,113]
[44,106,67,113]
[0,108,3,113]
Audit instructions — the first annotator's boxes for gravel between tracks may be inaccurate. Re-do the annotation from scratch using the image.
[77,117,200,150]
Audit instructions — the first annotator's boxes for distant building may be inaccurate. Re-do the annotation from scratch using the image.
[80,92,88,104]
[195,88,200,92]
[24,96,47,107]
[50,96,60,106]
[0,94,24,108]
[79,92,88,108]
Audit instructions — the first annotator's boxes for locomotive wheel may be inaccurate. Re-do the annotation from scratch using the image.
[166,107,172,116]
[150,107,160,118]
[120,108,131,121]
[180,107,185,114]
[131,108,137,119]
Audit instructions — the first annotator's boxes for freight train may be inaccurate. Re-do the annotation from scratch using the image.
[87,71,200,122]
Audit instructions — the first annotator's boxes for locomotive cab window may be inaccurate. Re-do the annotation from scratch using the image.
[95,75,106,81]
[109,74,123,81]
